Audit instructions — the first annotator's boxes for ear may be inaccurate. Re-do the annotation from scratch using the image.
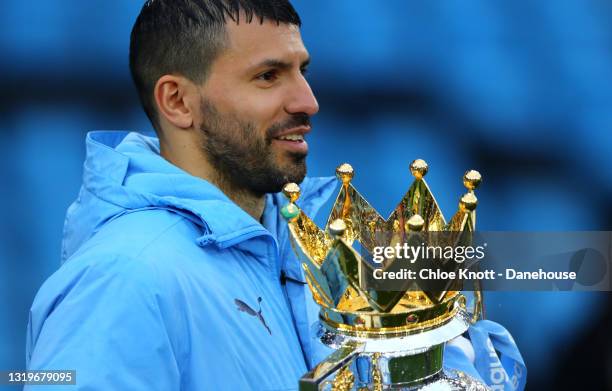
[153,75,198,129]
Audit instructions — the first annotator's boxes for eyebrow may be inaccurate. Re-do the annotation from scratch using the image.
[250,57,311,73]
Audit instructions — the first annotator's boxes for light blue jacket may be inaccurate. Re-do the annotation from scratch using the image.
[26,131,525,390]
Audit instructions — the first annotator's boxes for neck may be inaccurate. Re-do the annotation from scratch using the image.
[159,135,266,221]
[212,175,266,221]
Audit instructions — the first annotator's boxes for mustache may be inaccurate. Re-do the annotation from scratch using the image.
[267,114,311,139]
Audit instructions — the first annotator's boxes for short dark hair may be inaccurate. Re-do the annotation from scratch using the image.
[129,0,301,131]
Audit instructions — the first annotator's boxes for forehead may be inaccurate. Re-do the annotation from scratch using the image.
[220,20,309,67]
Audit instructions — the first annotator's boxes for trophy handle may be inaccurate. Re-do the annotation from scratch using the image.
[299,340,365,391]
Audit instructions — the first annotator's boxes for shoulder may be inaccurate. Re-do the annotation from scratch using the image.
[34,250,162,317]
[65,207,213,278]
[28,209,213,369]
[38,209,210,313]
[30,216,193,347]
[80,208,202,258]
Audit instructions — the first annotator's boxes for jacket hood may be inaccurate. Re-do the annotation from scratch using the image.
[61,131,337,263]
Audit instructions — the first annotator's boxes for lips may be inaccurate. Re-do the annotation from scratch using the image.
[277,134,304,142]
[272,127,309,155]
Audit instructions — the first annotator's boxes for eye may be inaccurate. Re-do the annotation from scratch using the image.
[256,70,278,82]
[300,66,308,76]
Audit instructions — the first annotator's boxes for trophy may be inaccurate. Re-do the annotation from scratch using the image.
[281,160,489,390]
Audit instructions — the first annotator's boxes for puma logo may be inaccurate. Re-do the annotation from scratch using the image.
[234,297,272,335]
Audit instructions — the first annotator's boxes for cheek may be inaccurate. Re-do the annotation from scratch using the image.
[204,79,288,146]
[218,87,286,128]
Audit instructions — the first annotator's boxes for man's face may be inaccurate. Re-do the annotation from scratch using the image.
[196,20,318,195]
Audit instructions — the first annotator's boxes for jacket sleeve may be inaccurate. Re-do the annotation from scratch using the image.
[25,254,182,390]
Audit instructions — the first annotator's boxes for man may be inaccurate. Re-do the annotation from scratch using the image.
[26,1,525,390]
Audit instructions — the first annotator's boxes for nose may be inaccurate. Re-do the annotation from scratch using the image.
[285,76,319,116]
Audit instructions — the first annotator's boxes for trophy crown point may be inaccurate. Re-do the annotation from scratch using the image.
[329,218,348,238]
[460,192,478,211]
[280,203,300,220]
[282,182,301,202]
[410,159,428,180]
[336,163,354,184]
[463,170,482,191]
[406,214,425,232]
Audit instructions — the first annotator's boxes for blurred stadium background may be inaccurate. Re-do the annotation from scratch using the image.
[1,1,611,389]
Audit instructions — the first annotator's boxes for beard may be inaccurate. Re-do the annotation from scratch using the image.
[198,98,309,196]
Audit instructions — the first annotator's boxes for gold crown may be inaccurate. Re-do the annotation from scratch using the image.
[281,159,483,337]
